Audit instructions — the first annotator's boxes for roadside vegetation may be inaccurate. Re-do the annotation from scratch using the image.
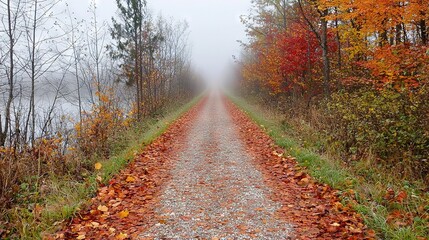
[236,1,429,239]
[230,94,429,240]
[0,94,199,239]
[0,0,199,238]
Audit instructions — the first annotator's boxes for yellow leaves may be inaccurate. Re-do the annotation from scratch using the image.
[95,162,102,170]
[97,205,108,212]
[118,210,129,219]
[125,176,136,183]
[116,233,128,239]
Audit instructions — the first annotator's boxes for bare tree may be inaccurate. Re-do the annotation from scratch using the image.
[20,0,65,145]
[0,0,24,146]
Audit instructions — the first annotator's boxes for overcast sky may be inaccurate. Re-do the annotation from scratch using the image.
[68,0,252,84]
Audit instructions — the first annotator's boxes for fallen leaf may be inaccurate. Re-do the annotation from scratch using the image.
[77,234,86,240]
[331,222,340,227]
[97,205,108,212]
[126,176,136,182]
[298,178,310,186]
[180,215,191,221]
[116,233,128,240]
[91,221,100,227]
[118,210,129,219]
[326,226,338,233]
[96,175,103,182]
[95,162,102,170]
[396,191,407,203]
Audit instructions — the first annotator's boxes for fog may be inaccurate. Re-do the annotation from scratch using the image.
[68,0,251,86]
[0,0,252,143]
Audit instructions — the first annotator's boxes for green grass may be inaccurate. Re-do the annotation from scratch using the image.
[2,96,201,240]
[229,94,429,240]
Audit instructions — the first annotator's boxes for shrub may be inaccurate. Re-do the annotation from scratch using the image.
[324,87,429,180]
[75,90,126,159]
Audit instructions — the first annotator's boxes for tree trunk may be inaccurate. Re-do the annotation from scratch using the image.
[30,0,38,146]
[420,19,427,45]
[2,0,15,146]
[321,9,331,96]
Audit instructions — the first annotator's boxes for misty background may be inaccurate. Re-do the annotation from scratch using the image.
[68,0,251,85]
[0,0,252,145]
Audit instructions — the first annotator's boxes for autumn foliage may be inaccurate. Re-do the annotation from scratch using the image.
[239,0,429,180]
[76,90,127,158]
[239,1,429,238]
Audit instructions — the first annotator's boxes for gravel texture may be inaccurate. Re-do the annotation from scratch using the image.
[139,92,292,239]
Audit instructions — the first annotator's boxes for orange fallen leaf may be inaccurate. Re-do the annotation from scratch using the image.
[118,210,129,219]
[396,191,407,203]
[326,226,338,233]
[126,176,136,182]
[116,233,128,239]
[298,178,310,186]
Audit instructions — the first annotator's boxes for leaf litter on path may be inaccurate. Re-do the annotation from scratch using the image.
[226,98,375,239]
[52,93,373,239]
[52,99,207,239]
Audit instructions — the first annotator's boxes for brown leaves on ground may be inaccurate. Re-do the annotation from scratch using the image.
[52,100,206,240]
[52,96,374,239]
[225,99,375,240]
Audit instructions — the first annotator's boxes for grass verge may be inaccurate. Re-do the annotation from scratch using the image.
[2,96,201,240]
[229,94,429,240]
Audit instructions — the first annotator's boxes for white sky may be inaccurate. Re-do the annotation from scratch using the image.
[68,0,252,84]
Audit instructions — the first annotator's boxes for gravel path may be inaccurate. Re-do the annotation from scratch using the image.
[140,92,292,239]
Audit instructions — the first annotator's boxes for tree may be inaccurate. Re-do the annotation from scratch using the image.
[21,0,63,145]
[0,0,24,146]
[297,0,331,96]
[110,0,147,119]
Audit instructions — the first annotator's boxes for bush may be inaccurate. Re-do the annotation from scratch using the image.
[75,91,127,159]
[324,87,429,180]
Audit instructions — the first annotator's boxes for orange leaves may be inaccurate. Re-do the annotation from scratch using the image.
[118,210,129,219]
[55,99,203,240]
[226,100,372,239]
[384,188,408,204]
[125,176,136,183]
[115,233,128,239]
[362,44,429,90]
[396,191,407,203]
[75,89,127,159]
